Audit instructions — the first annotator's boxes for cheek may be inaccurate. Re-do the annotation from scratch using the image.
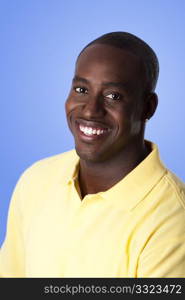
[129,109,143,135]
[65,99,75,131]
[65,94,83,114]
[65,97,76,116]
[112,106,132,126]
[114,105,140,134]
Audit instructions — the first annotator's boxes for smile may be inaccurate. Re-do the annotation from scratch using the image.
[79,124,108,136]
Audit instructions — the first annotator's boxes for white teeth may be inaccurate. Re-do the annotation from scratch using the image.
[79,124,107,136]
[87,128,92,134]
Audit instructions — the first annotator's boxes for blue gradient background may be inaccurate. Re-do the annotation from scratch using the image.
[0,0,184,246]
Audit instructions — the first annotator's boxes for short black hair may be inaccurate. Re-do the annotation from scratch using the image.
[78,32,159,93]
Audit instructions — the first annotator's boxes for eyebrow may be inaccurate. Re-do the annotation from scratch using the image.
[72,76,128,89]
[73,76,89,84]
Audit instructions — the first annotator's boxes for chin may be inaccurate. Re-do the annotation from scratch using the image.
[75,147,104,163]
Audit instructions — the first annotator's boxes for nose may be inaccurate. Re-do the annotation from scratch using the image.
[82,95,106,119]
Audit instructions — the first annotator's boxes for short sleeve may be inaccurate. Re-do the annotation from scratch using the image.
[137,237,185,277]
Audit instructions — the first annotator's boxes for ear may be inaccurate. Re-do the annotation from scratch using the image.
[142,92,158,121]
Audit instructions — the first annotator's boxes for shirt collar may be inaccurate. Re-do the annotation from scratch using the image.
[63,152,79,185]
[98,140,166,211]
[63,141,166,211]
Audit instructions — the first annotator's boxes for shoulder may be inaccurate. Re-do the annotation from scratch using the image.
[20,149,77,179]
[135,168,185,237]
[146,169,185,236]
[26,149,77,172]
[14,149,78,195]
[163,170,185,209]
[10,149,78,218]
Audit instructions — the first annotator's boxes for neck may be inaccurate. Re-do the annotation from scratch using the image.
[78,140,151,199]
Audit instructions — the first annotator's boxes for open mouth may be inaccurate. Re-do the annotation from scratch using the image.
[74,119,111,140]
[79,124,108,136]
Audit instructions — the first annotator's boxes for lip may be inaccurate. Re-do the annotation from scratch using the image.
[74,119,111,142]
[76,118,109,130]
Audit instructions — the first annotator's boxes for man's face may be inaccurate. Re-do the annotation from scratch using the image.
[65,44,146,163]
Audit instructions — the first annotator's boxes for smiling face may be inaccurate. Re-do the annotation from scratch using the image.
[65,44,148,163]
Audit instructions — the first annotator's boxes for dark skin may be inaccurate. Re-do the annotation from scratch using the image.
[65,44,158,199]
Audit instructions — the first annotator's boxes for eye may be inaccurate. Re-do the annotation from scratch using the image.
[74,87,88,94]
[106,93,121,101]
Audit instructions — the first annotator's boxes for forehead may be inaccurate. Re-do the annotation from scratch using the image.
[75,44,143,84]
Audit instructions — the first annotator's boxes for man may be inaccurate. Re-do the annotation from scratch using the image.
[1,32,185,277]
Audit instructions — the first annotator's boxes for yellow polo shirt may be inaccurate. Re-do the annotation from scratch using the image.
[0,141,185,277]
